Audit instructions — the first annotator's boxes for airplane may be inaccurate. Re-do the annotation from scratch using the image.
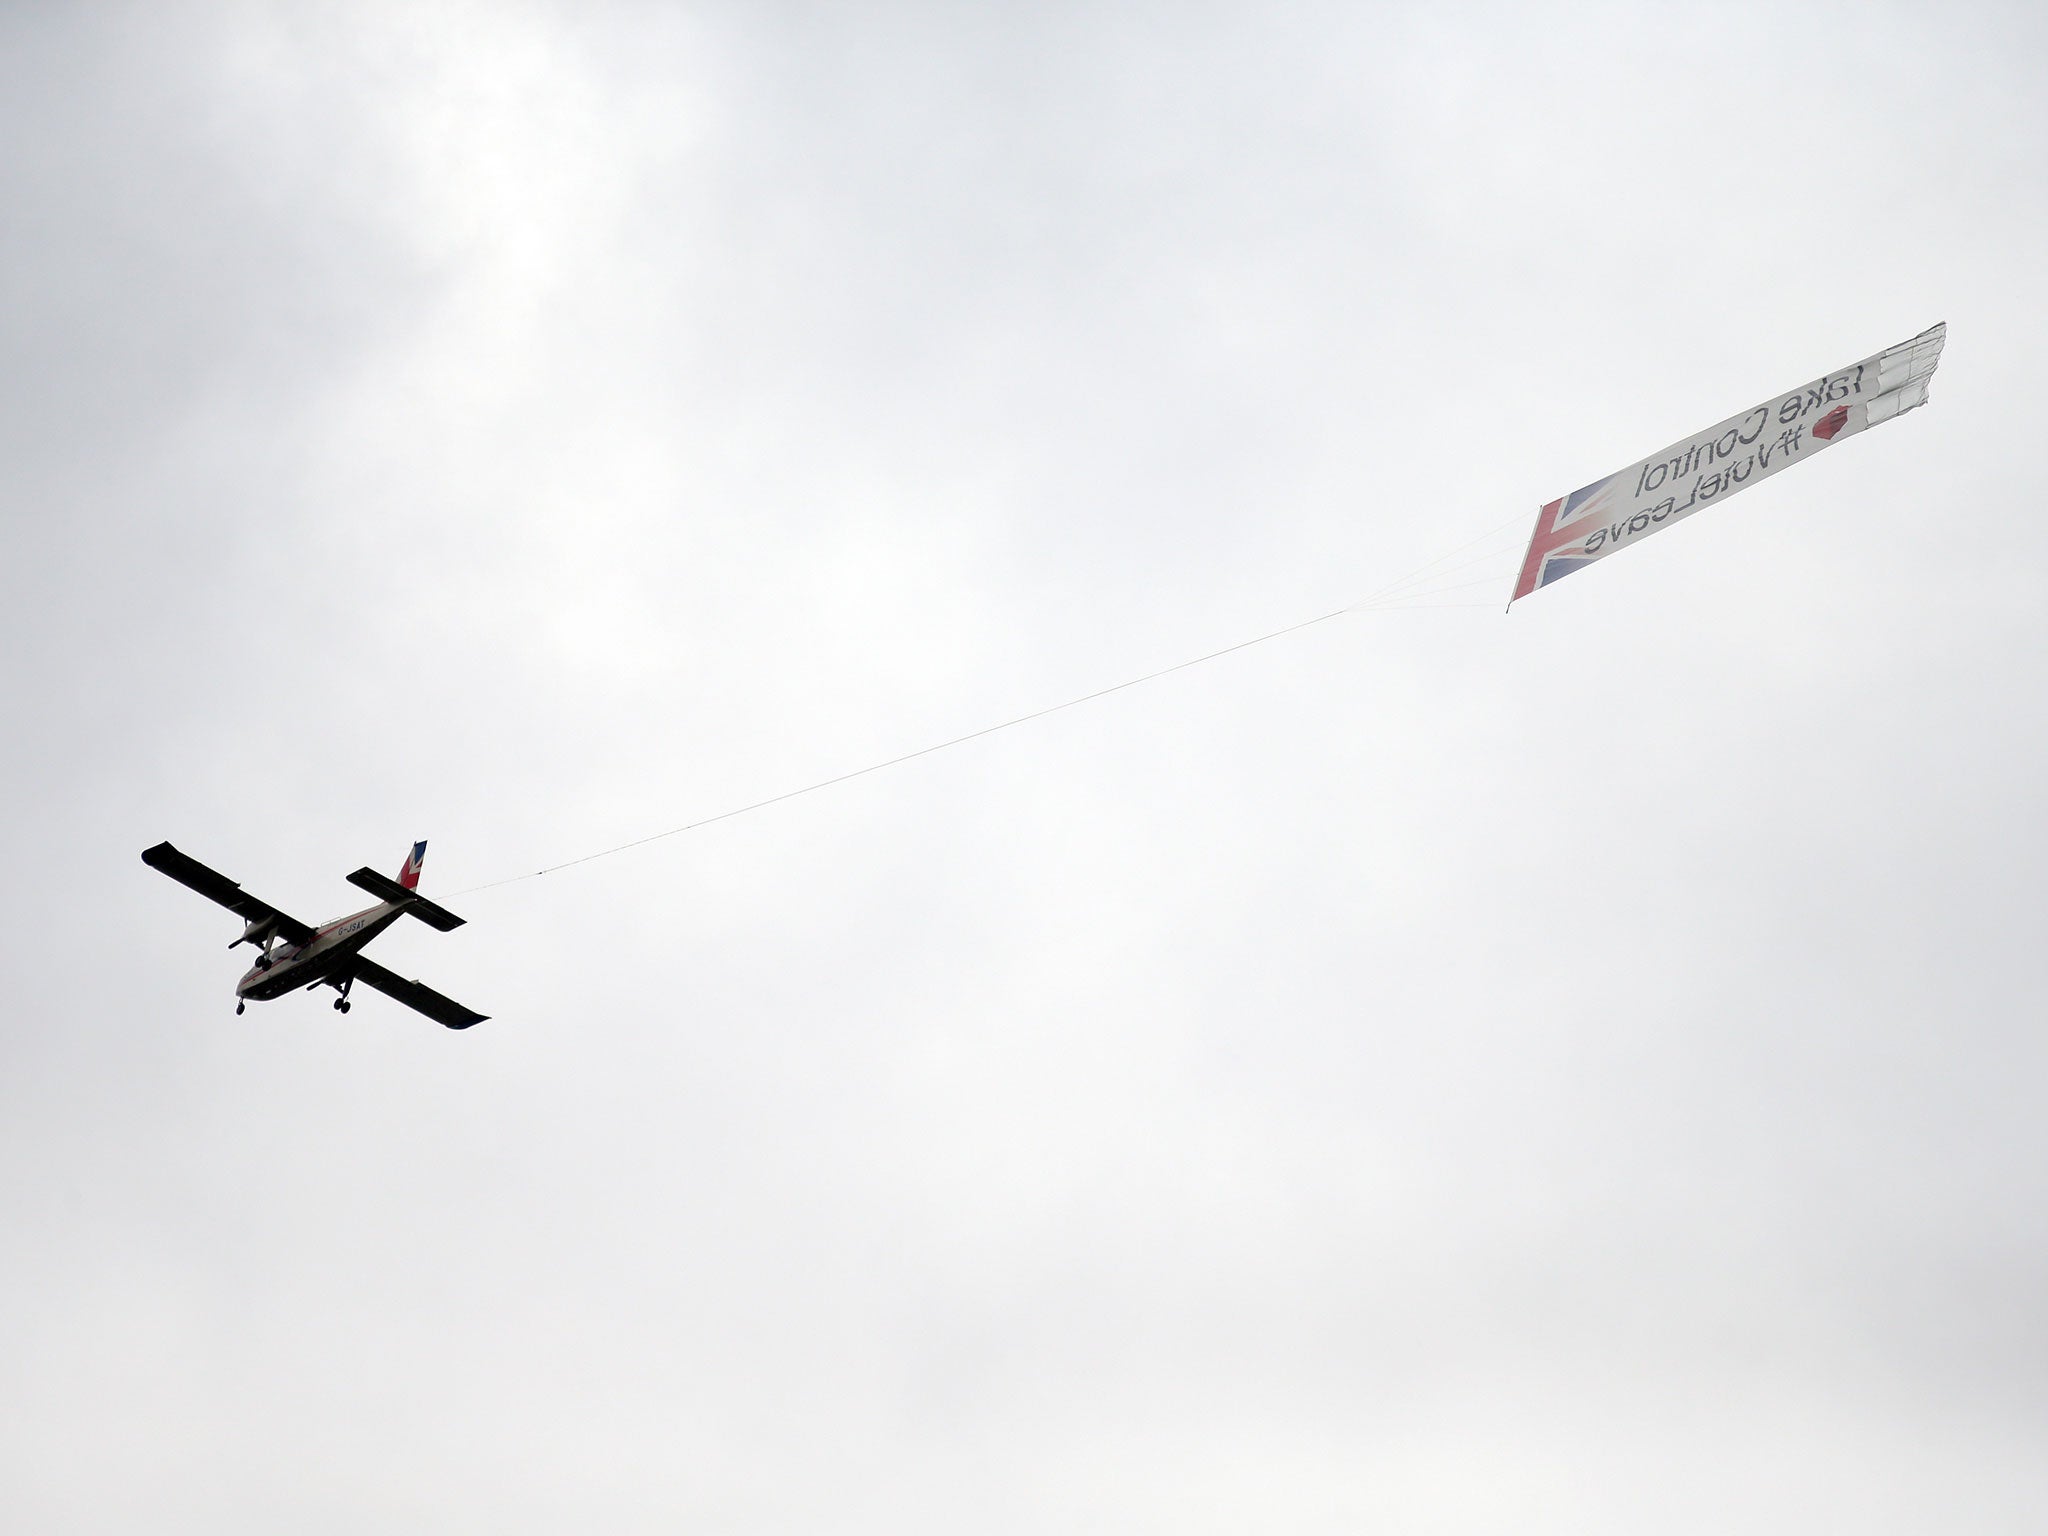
[141,840,488,1029]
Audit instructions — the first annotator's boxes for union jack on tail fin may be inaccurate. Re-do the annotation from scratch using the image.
[397,841,427,891]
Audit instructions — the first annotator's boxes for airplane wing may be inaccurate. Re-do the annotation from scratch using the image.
[142,841,318,945]
[347,957,490,1030]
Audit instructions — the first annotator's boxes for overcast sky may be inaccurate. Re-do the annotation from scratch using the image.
[5,1,2046,1529]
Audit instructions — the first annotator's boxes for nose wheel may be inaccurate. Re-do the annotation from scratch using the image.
[236,1001,245,1016]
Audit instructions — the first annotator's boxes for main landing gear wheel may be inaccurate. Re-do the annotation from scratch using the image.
[334,997,351,1014]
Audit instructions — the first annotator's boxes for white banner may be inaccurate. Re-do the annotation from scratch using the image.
[1511,322,1945,602]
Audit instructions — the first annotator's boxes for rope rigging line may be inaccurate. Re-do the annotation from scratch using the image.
[451,517,1530,896]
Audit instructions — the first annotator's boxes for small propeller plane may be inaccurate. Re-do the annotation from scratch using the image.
[142,840,488,1029]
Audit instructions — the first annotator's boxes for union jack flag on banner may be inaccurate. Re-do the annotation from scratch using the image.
[1511,323,1946,603]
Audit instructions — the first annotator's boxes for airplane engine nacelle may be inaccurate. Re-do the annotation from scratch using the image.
[230,915,279,951]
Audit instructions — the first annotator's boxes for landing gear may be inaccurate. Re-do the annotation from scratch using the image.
[236,1000,245,1016]
[334,998,351,1014]
[331,973,354,1014]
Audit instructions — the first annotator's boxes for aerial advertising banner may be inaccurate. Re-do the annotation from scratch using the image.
[1511,322,1946,603]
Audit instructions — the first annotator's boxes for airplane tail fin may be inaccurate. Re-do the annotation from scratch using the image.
[397,840,427,891]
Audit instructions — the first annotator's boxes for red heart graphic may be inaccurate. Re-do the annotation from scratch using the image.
[1812,404,1850,441]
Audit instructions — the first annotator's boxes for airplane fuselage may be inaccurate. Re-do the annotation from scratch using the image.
[237,901,405,1002]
